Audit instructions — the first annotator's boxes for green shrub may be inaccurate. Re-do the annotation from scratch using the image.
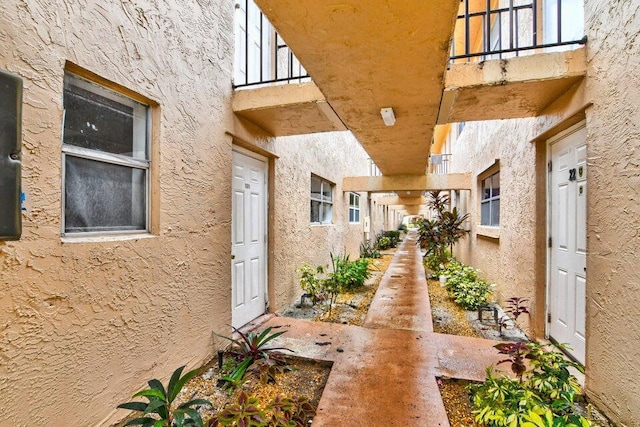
[330,253,371,292]
[375,235,392,250]
[470,342,591,427]
[442,260,492,310]
[296,264,326,304]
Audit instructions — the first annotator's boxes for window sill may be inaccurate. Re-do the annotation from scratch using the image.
[476,225,500,240]
[310,223,334,227]
[61,233,155,244]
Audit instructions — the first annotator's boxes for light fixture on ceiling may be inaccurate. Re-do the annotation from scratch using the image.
[380,107,396,126]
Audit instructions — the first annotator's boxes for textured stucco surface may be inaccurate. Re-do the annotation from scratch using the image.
[582,1,640,424]
[0,1,236,425]
[0,1,373,425]
[449,1,640,424]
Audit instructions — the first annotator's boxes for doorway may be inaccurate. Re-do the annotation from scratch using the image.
[547,122,587,364]
[231,148,268,328]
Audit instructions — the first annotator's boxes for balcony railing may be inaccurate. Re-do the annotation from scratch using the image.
[234,0,310,88]
[430,154,452,175]
[450,0,586,63]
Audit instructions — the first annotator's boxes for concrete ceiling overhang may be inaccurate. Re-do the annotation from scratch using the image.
[438,48,587,123]
[344,174,471,193]
[233,82,347,136]
[253,0,459,175]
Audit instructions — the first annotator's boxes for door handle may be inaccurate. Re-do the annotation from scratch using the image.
[231,254,235,260]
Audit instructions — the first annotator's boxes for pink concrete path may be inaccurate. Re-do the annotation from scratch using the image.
[246,232,507,426]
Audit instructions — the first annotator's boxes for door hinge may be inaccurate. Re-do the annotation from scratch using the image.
[547,313,551,323]
[548,160,552,172]
[548,236,552,248]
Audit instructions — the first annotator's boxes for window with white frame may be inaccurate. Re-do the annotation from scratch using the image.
[480,171,500,226]
[310,175,333,224]
[348,192,360,223]
[62,73,150,234]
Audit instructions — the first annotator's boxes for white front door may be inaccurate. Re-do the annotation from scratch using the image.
[231,149,268,328]
[548,122,587,364]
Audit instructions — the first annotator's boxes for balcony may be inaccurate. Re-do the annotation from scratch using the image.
[240,0,586,175]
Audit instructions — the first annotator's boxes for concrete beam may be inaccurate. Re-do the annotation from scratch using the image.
[344,174,471,193]
[233,82,346,136]
[438,48,587,124]
[374,196,427,206]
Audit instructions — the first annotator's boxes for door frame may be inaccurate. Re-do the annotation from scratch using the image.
[231,145,270,327]
[545,120,586,346]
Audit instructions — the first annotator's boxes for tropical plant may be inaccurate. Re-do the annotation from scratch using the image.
[210,391,267,427]
[470,342,591,427]
[416,191,469,267]
[374,234,392,250]
[359,240,381,259]
[267,395,315,427]
[218,326,292,362]
[118,366,212,427]
[505,296,530,321]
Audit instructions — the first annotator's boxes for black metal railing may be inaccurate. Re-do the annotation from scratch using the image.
[233,0,310,88]
[450,0,586,63]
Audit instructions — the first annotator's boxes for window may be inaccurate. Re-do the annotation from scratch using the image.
[480,171,500,226]
[310,175,333,224]
[349,193,360,223]
[62,73,150,234]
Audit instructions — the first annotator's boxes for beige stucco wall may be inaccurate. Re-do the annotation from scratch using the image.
[0,2,372,425]
[449,1,640,424]
[582,1,640,424]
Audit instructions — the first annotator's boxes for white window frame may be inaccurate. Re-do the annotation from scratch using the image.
[310,175,333,225]
[62,72,151,235]
[349,192,361,223]
[480,171,500,227]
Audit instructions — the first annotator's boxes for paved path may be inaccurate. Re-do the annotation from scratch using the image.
[246,232,507,426]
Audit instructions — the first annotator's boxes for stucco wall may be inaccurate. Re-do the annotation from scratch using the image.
[0,1,236,425]
[449,118,540,334]
[582,1,640,424]
[0,1,373,425]
[449,1,640,424]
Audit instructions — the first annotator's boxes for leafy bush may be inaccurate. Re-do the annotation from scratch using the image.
[296,264,326,304]
[442,260,492,310]
[359,240,381,259]
[375,235,392,250]
[118,366,212,427]
[330,253,371,292]
[470,342,591,427]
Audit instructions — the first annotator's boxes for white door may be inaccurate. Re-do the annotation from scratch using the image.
[234,0,271,85]
[232,149,268,328]
[548,123,587,364]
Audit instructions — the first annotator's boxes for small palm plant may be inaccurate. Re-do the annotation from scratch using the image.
[117,365,211,427]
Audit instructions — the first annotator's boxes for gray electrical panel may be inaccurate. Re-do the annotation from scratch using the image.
[0,69,23,240]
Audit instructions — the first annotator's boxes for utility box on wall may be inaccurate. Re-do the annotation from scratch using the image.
[0,69,23,240]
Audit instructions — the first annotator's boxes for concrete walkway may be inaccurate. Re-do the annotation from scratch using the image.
[248,232,507,426]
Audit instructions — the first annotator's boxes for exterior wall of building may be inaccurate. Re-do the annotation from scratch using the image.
[0,2,371,425]
[449,1,640,424]
[582,1,640,424]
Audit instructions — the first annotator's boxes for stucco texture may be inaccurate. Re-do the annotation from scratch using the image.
[583,0,640,424]
[0,1,236,425]
[449,1,640,424]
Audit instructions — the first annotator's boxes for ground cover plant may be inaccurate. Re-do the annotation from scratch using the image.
[441,260,493,311]
[470,342,592,426]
